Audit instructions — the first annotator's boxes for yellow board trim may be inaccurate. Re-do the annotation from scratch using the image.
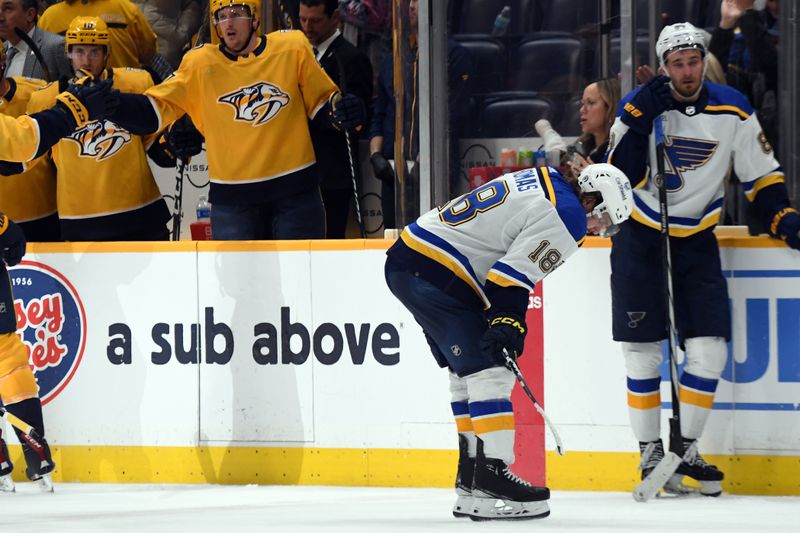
[5,445,800,495]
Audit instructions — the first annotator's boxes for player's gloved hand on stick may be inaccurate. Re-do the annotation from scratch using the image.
[329,92,365,132]
[773,208,800,250]
[167,115,204,159]
[370,153,395,183]
[620,75,673,135]
[0,215,26,267]
[54,78,120,129]
[480,312,527,366]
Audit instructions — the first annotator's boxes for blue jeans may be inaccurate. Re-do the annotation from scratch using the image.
[211,188,325,240]
[384,259,493,376]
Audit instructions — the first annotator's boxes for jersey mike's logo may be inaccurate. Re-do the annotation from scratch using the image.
[662,136,718,192]
[218,82,289,126]
[10,261,87,406]
[66,119,132,161]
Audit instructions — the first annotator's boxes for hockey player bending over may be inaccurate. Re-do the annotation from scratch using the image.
[0,213,55,492]
[107,0,366,241]
[607,22,800,497]
[384,164,633,520]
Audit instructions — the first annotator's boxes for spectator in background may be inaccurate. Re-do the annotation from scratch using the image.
[24,16,178,241]
[0,0,72,81]
[709,0,778,149]
[0,45,60,242]
[38,0,157,69]
[564,77,620,178]
[300,0,373,238]
[132,0,201,69]
[369,0,471,230]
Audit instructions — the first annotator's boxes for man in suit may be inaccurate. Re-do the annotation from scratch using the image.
[300,0,373,238]
[0,0,72,81]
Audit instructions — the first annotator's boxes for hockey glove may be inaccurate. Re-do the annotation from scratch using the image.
[0,214,26,267]
[620,75,673,136]
[480,312,527,366]
[370,153,395,183]
[771,208,800,250]
[329,92,366,132]
[166,115,204,159]
[54,79,120,129]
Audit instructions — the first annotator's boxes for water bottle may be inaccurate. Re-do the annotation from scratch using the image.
[196,195,211,221]
[491,5,511,36]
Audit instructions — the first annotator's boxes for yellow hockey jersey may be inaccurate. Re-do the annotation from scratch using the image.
[39,0,158,69]
[0,77,57,224]
[145,30,338,205]
[27,68,169,241]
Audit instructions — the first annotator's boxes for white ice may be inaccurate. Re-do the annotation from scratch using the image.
[3,484,798,533]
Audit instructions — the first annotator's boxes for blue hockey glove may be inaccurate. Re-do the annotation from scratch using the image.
[55,78,120,128]
[772,208,800,250]
[0,214,26,267]
[480,312,527,366]
[329,93,365,132]
[620,75,673,136]
[167,115,204,159]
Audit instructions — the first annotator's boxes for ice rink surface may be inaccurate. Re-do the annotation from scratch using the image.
[3,483,798,533]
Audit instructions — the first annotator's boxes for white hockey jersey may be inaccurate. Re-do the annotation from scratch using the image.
[608,82,782,236]
[396,167,587,309]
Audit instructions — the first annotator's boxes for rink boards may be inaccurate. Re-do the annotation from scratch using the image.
[4,232,800,495]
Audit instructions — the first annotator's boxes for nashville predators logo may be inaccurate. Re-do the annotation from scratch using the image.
[218,82,289,126]
[661,136,718,192]
[66,120,132,161]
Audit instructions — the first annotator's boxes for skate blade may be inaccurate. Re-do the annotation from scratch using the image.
[0,474,15,493]
[452,494,473,518]
[32,474,54,493]
[664,476,722,498]
[468,496,550,521]
[633,452,682,502]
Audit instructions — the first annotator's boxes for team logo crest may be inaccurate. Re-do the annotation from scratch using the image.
[661,136,718,192]
[10,261,87,405]
[218,82,289,125]
[66,119,132,161]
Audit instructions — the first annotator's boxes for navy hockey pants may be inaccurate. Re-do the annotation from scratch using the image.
[610,221,731,343]
[385,261,495,377]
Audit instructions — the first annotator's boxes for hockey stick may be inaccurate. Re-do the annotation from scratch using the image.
[14,28,52,82]
[171,158,186,241]
[0,405,54,491]
[503,350,565,456]
[632,116,686,502]
[333,53,367,238]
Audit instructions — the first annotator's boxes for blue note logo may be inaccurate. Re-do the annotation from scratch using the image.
[10,261,87,405]
[662,136,718,191]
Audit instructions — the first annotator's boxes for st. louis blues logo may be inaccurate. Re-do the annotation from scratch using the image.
[661,136,718,192]
[218,82,289,126]
[66,119,132,161]
[10,261,87,405]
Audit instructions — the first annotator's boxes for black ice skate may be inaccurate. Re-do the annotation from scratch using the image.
[638,439,665,481]
[20,436,55,492]
[0,438,14,493]
[452,435,474,518]
[469,442,550,521]
[665,439,723,497]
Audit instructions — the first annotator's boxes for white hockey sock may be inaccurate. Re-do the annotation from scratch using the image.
[680,337,727,440]
[466,367,516,464]
[622,342,663,443]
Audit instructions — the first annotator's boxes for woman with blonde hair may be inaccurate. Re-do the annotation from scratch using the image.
[565,77,620,178]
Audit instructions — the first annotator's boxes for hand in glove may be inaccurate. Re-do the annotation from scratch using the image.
[620,75,673,135]
[772,208,800,250]
[370,153,395,183]
[329,92,366,132]
[0,214,26,267]
[54,78,120,128]
[480,312,527,366]
[166,115,204,159]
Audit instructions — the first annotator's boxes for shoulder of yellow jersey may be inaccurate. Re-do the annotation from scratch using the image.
[26,81,60,114]
[266,30,314,54]
[111,67,155,93]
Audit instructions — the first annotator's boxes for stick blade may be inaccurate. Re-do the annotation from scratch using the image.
[633,452,682,502]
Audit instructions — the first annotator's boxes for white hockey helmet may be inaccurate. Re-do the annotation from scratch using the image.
[578,163,633,237]
[656,22,707,66]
